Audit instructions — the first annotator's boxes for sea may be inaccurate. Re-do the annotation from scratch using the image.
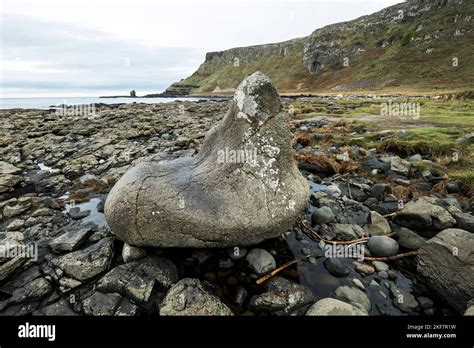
[0,97,213,110]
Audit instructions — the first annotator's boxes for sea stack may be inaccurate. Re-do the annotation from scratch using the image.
[105,71,309,247]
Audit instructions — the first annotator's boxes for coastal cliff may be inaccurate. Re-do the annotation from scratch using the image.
[160,0,473,95]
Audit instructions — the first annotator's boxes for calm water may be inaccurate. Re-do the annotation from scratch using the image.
[0,96,212,109]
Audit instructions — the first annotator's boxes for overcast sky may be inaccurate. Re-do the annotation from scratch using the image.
[1,0,402,97]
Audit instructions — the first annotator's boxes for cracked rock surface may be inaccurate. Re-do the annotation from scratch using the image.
[105,72,309,247]
[159,278,233,316]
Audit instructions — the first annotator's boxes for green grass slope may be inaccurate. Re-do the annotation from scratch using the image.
[165,0,474,95]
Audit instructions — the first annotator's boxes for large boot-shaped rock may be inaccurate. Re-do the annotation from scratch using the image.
[105,72,309,247]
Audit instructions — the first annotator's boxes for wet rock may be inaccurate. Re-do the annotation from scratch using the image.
[57,276,82,291]
[334,285,371,312]
[0,162,23,193]
[31,207,53,217]
[325,185,342,198]
[82,292,122,316]
[396,227,426,250]
[36,298,77,316]
[415,183,432,191]
[49,227,92,252]
[393,178,411,186]
[3,203,30,219]
[369,279,379,287]
[246,248,276,275]
[331,223,365,241]
[96,199,105,213]
[364,197,378,208]
[389,283,418,313]
[443,198,462,210]
[336,204,370,226]
[388,156,410,175]
[384,194,398,202]
[68,207,91,220]
[159,278,233,316]
[78,174,101,187]
[35,197,62,210]
[105,72,308,247]
[0,277,52,311]
[6,219,25,231]
[114,297,139,316]
[449,210,474,233]
[370,183,392,201]
[311,206,335,225]
[363,156,389,174]
[393,197,456,235]
[234,287,248,306]
[315,196,340,214]
[372,261,389,272]
[249,277,314,314]
[323,258,350,277]
[352,278,365,290]
[416,228,474,314]
[122,243,147,263]
[364,211,391,236]
[96,255,178,303]
[0,161,22,176]
[367,236,399,257]
[465,304,474,316]
[417,296,434,309]
[51,237,114,281]
[298,156,338,176]
[445,180,462,194]
[0,265,41,293]
[306,298,368,316]
[0,256,27,282]
[372,202,399,215]
[175,137,191,147]
[353,262,375,275]
[340,182,369,202]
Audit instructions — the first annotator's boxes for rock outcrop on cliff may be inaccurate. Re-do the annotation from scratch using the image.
[163,0,473,95]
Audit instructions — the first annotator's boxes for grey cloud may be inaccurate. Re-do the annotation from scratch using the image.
[1,13,204,95]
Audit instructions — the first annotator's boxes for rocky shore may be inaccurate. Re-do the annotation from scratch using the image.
[0,92,472,316]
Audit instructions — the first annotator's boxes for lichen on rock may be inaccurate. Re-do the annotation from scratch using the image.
[105,72,309,247]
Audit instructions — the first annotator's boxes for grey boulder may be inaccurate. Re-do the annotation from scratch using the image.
[389,282,419,313]
[334,285,371,312]
[393,197,456,235]
[364,211,391,236]
[96,255,178,303]
[49,227,92,252]
[82,292,137,316]
[122,243,147,263]
[50,238,114,281]
[159,278,233,316]
[311,206,335,225]
[306,298,368,316]
[449,210,474,233]
[416,228,474,314]
[246,248,276,275]
[105,72,308,247]
[367,236,399,257]
[396,227,426,250]
[249,277,314,314]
